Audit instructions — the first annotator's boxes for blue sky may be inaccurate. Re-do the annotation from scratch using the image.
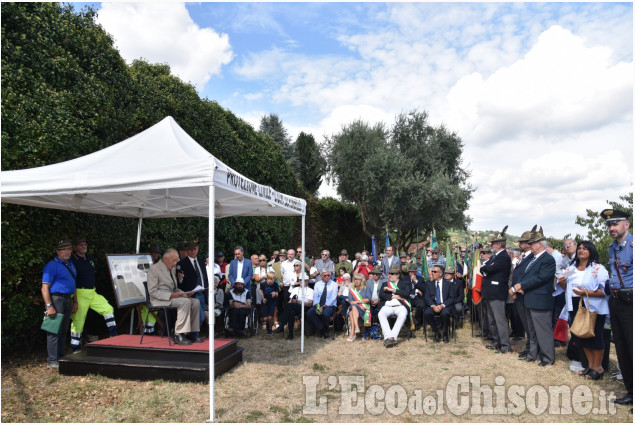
[74,2,633,239]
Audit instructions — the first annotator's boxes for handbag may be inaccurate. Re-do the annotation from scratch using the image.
[570,294,597,339]
[40,313,64,334]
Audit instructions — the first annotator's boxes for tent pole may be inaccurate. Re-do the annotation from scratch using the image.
[131,216,143,334]
[135,216,143,254]
[208,185,215,423]
[301,214,306,354]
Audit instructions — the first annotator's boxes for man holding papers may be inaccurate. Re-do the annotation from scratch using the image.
[148,249,201,345]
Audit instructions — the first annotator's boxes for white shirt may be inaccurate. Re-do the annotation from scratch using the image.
[235,259,244,282]
[289,285,314,304]
[435,280,444,305]
[281,260,296,286]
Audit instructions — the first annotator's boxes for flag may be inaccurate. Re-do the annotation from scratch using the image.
[554,306,569,343]
[445,243,454,270]
[430,230,439,249]
[371,235,377,261]
[420,248,430,280]
[385,233,390,254]
[471,249,483,305]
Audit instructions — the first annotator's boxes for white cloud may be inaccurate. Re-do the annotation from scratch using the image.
[97,3,233,90]
[444,25,632,146]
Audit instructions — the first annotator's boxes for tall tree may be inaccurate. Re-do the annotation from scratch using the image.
[295,131,326,195]
[258,113,299,174]
[325,109,473,252]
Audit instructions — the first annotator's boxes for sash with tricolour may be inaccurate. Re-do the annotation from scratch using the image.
[350,288,371,326]
[386,280,415,330]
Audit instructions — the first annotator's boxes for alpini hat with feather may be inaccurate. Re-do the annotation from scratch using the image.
[518,225,536,243]
[491,225,508,243]
[526,225,546,244]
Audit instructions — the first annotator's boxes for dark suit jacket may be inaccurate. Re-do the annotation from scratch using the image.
[480,251,512,301]
[178,256,209,292]
[424,279,459,308]
[399,275,424,303]
[519,251,556,310]
[512,252,533,306]
[378,279,411,310]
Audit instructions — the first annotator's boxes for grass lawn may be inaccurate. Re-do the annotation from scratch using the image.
[1,323,632,423]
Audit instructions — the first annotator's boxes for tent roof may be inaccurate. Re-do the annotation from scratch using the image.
[0,116,306,218]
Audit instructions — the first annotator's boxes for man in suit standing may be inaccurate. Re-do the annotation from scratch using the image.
[381,246,400,279]
[424,265,459,343]
[228,245,254,290]
[480,227,513,353]
[178,238,209,340]
[147,249,201,345]
[510,226,556,366]
[514,227,535,360]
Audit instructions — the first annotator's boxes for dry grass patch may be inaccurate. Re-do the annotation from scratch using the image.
[1,325,633,422]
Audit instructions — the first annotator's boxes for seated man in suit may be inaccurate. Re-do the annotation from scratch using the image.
[443,266,464,320]
[177,238,209,339]
[307,269,338,338]
[402,263,426,330]
[147,249,201,345]
[378,264,412,347]
[273,275,314,340]
[366,268,385,320]
[227,278,252,337]
[424,265,459,343]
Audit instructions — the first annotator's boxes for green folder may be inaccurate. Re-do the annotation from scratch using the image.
[40,313,64,334]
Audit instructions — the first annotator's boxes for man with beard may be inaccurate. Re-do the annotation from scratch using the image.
[227,278,252,337]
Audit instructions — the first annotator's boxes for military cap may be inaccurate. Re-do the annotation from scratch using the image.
[388,264,401,274]
[73,235,87,245]
[340,249,348,255]
[56,238,73,250]
[518,226,536,243]
[407,263,418,272]
[279,249,287,256]
[445,266,456,275]
[601,208,630,224]
[526,226,546,244]
[148,242,161,253]
[369,268,382,275]
[185,238,199,249]
[177,240,188,251]
[431,247,440,254]
[399,252,407,258]
[491,225,508,243]
[480,244,492,253]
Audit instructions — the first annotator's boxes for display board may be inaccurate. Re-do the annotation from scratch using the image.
[106,254,153,308]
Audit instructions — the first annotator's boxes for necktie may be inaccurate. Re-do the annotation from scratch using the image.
[320,282,328,305]
[436,281,441,305]
[525,256,538,272]
[193,258,203,286]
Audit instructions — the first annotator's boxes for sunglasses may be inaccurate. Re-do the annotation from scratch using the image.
[431,270,442,274]
[294,265,301,267]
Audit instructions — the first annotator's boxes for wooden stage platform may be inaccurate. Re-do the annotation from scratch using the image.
[59,335,243,382]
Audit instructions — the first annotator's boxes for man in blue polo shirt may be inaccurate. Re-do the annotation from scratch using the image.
[69,236,118,353]
[41,238,78,369]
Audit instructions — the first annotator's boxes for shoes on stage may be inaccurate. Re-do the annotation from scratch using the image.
[613,394,633,405]
[173,334,192,345]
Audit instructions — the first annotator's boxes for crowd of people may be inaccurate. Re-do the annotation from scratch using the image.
[40,209,632,408]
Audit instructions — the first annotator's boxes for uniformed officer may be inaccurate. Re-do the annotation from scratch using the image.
[601,208,633,406]
[41,238,78,369]
[69,236,118,352]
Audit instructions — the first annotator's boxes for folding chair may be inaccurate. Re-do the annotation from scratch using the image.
[140,283,176,346]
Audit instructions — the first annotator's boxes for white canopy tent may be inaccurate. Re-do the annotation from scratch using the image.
[0,116,308,422]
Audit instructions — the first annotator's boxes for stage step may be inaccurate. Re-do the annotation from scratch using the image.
[59,335,243,382]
